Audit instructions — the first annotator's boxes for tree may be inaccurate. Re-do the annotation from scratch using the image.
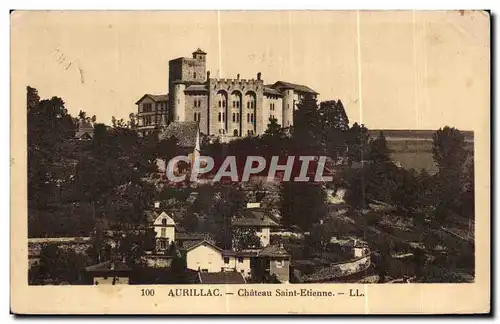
[292,94,322,153]
[264,116,282,137]
[168,242,188,283]
[368,132,391,164]
[345,122,370,163]
[232,227,262,251]
[432,126,467,172]
[280,182,327,231]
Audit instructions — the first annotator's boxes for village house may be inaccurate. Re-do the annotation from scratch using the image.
[232,204,280,247]
[83,260,132,285]
[182,240,254,278]
[74,118,94,140]
[255,244,291,283]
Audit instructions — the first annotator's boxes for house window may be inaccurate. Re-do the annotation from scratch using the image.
[162,219,167,225]
[143,103,152,113]
[202,269,208,273]
[276,260,284,268]
[237,257,244,263]
[240,270,244,273]
[161,228,166,238]
[159,239,167,250]
[224,257,230,264]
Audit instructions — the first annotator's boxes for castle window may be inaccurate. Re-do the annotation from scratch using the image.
[223,101,226,108]
[218,100,221,108]
[247,113,250,123]
[233,129,239,137]
[194,72,197,79]
[232,113,236,123]
[236,101,240,109]
[247,102,250,109]
[218,112,221,122]
[223,113,226,122]
[236,113,240,122]
[194,113,197,121]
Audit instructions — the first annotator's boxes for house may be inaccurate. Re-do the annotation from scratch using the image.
[135,94,169,137]
[232,204,280,247]
[83,260,131,285]
[330,237,369,258]
[256,244,291,283]
[182,240,253,277]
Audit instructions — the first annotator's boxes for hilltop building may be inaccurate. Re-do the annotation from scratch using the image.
[135,48,318,139]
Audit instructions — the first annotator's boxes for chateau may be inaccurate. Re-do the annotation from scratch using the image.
[135,48,318,139]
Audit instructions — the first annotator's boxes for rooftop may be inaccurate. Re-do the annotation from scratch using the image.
[258,244,290,258]
[232,209,279,227]
[135,94,169,104]
[198,271,246,284]
[159,121,199,148]
[271,81,318,95]
[84,261,131,273]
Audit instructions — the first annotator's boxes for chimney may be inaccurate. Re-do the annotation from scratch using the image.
[257,72,261,81]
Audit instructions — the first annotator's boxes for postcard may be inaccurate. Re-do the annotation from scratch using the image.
[10,10,490,314]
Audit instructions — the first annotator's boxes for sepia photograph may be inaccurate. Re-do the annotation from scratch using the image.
[10,9,490,314]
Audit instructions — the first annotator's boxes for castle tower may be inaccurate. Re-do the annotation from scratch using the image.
[282,89,294,128]
[168,48,208,122]
[171,82,186,122]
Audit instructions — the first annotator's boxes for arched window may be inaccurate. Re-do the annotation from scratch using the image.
[231,91,242,110]
[233,129,239,137]
[245,92,256,111]
[216,91,228,110]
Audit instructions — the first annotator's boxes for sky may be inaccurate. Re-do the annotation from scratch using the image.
[11,10,490,130]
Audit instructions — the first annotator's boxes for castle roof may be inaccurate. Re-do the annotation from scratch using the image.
[271,81,318,95]
[263,87,283,96]
[135,94,169,104]
[185,84,208,92]
[159,121,199,148]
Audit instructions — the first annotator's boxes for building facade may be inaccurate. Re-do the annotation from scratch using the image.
[135,48,318,139]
